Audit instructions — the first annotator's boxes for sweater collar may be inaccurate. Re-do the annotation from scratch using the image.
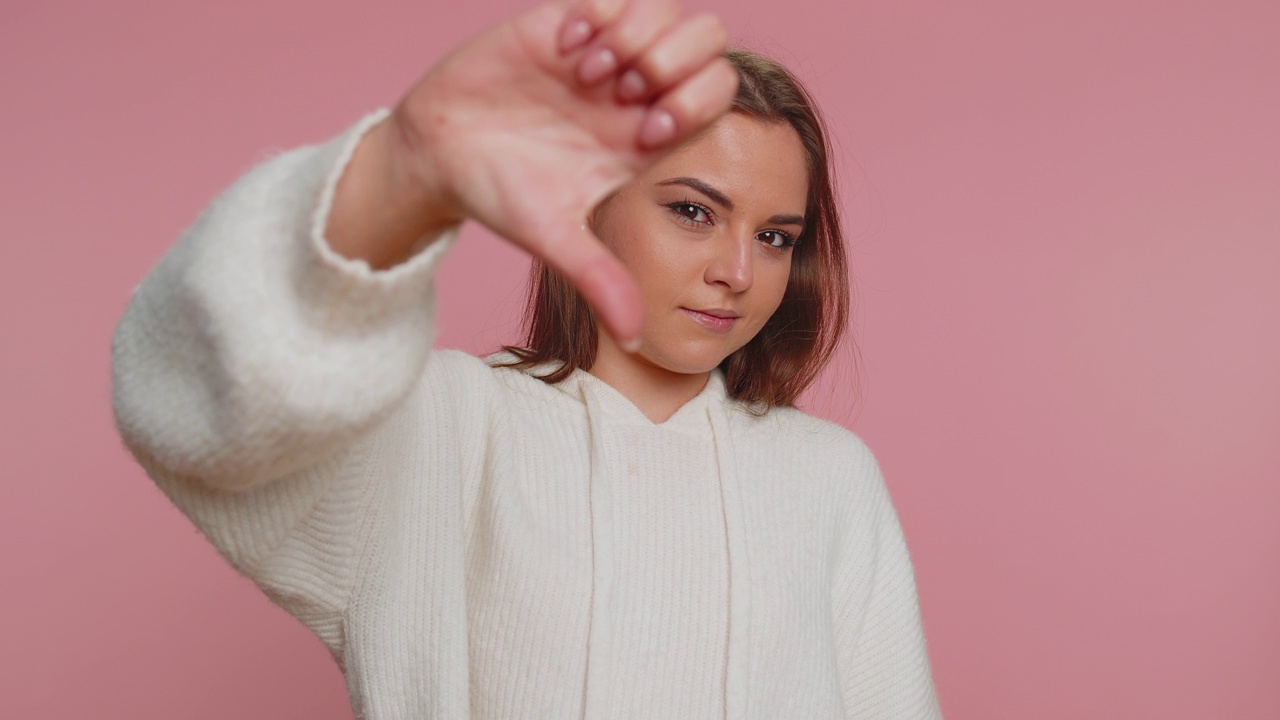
[562,366,728,433]
[486,351,731,432]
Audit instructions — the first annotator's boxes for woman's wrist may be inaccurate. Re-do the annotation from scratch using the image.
[327,110,463,270]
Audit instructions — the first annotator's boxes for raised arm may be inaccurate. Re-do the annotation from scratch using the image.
[112,109,454,492]
[113,0,737,492]
[111,0,739,656]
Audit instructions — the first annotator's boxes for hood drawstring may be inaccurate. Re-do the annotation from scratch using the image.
[710,400,751,720]
[580,386,616,720]
[575,373,750,720]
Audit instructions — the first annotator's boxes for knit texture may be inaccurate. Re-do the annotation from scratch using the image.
[111,109,944,720]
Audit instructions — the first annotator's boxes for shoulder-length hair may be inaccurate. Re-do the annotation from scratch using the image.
[501,49,849,410]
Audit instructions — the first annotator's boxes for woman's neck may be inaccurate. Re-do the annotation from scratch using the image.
[589,337,710,424]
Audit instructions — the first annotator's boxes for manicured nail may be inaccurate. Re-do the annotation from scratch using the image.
[617,69,646,101]
[621,336,642,353]
[559,19,592,53]
[578,47,618,85]
[638,108,676,148]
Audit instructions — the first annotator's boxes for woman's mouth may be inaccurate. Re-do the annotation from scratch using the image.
[680,307,738,333]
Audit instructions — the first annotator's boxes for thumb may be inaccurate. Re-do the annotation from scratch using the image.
[540,221,644,352]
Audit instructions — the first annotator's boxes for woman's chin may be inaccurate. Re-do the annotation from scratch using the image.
[638,341,738,378]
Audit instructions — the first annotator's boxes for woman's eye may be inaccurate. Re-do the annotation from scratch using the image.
[759,231,795,249]
[670,202,710,224]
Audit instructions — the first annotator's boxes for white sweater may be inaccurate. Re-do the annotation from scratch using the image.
[111,109,943,720]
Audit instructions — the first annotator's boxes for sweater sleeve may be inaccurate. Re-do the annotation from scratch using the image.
[110,108,458,660]
[832,455,944,720]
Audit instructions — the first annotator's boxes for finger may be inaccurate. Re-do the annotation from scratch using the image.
[616,12,728,103]
[637,56,739,150]
[539,223,645,350]
[575,0,681,86]
[558,0,628,53]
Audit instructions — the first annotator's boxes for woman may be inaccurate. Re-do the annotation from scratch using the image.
[111,0,943,717]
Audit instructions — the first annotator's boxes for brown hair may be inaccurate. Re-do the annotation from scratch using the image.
[500,48,850,410]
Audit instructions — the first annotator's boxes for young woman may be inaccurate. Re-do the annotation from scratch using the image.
[111,0,943,717]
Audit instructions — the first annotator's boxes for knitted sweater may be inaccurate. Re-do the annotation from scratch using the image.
[111,109,943,720]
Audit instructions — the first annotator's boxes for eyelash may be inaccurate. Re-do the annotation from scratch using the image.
[665,199,798,250]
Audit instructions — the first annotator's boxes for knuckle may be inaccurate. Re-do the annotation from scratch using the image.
[663,91,702,125]
[602,0,629,19]
[686,63,737,122]
[627,59,655,84]
[637,15,726,82]
[633,41,676,79]
[714,59,740,99]
[703,15,729,47]
[582,0,625,25]
[607,25,650,58]
[611,1,679,57]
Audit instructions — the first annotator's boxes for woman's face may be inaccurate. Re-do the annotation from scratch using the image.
[593,113,809,376]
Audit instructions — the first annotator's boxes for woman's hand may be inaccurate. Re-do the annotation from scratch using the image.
[388,0,738,349]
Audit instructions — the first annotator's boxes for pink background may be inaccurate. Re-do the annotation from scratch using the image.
[3,0,1277,717]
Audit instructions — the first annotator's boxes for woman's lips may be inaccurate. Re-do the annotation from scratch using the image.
[681,307,737,333]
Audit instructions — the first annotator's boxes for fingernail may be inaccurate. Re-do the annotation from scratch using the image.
[578,47,618,85]
[617,69,646,101]
[559,19,592,53]
[621,336,642,353]
[638,108,676,148]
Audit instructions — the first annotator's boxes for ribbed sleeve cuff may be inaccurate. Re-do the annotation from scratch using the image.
[291,107,459,338]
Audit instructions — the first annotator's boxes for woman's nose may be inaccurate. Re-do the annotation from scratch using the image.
[704,231,754,292]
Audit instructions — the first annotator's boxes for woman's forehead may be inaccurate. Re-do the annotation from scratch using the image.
[649,114,809,210]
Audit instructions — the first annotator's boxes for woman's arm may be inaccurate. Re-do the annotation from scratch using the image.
[325,108,462,271]
[111,0,738,656]
[833,454,945,719]
[112,110,452,492]
[114,0,737,489]
[111,110,456,657]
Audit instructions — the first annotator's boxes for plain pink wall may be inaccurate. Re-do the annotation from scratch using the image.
[3,1,1277,718]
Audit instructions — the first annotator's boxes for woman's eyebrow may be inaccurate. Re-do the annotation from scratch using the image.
[658,176,805,228]
[658,177,735,210]
[770,213,806,229]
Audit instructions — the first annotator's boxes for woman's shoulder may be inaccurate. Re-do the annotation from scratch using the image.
[736,402,876,460]
[730,401,887,502]
[419,348,496,389]
[418,348,544,395]
[416,347,579,411]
